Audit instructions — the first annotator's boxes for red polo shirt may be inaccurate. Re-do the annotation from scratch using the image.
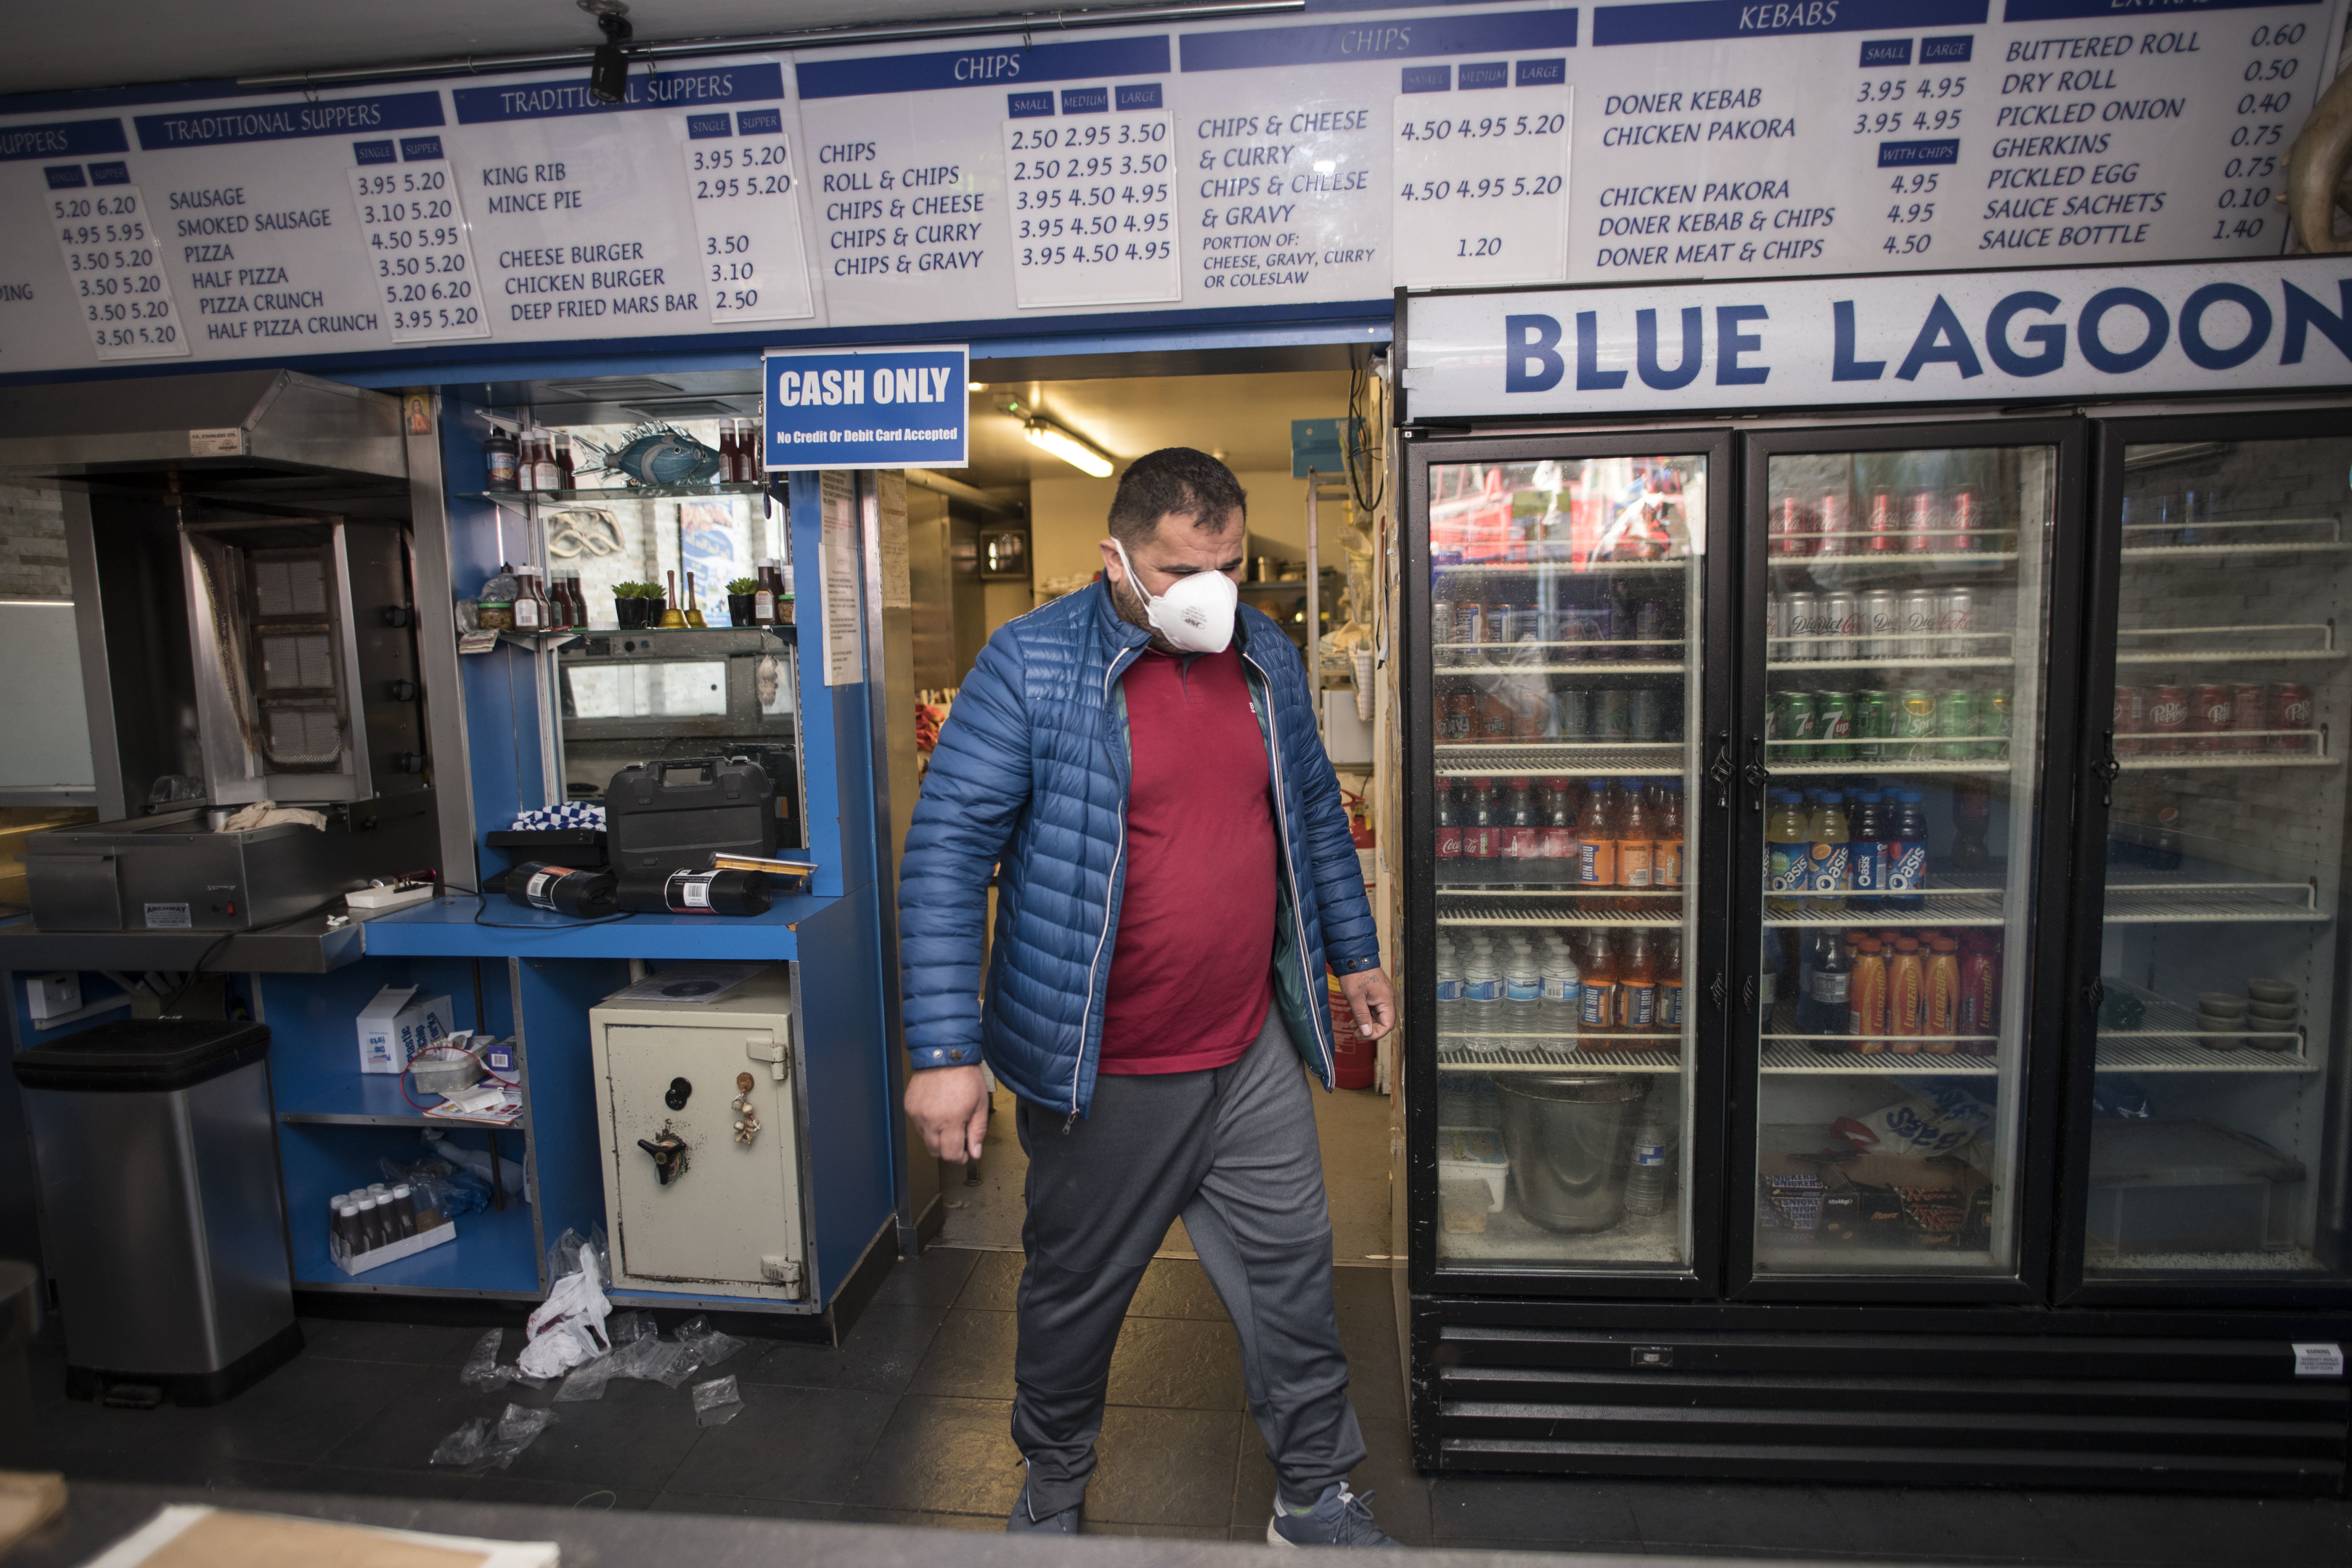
[1097,644,1278,1074]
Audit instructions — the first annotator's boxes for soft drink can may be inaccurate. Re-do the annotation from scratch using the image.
[1769,494,1813,558]
[1821,592,1860,661]
[1816,490,1853,556]
[1479,603,1511,650]
[1948,486,1982,551]
[1771,691,1818,756]
[1557,607,1598,662]
[1782,589,1820,662]
[1903,489,1940,552]
[1937,689,1977,759]
[1860,589,1900,661]
[1433,595,1455,652]
[1478,692,1513,742]
[1444,689,1477,743]
[1498,606,1536,647]
[1986,689,2012,758]
[1896,690,1937,759]
[1591,600,1617,661]
[1765,589,1789,644]
[1595,688,1633,741]
[2145,684,2189,754]
[2229,682,2267,754]
[1631,687,1667,741]
[2190,683,2234,753]
[2271,682,2314,753]
[1940,587,1977,659]
[1854,690,1892,760]
[1553,687,1592,740]
[2112,684,2144,754]
[1816,690,1855,761]
[1899,589,1939,660]
[1453,601,1484,647]
[1865,489,1898,553]
[1634,598,1669,661]
[1511,689,1546,740]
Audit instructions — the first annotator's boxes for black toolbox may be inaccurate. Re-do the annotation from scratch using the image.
[604,756,777,876]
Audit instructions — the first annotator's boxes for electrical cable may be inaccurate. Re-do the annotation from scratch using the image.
[440,880,637,931]
[155,893,355,1018]
[1344,346,1387,518]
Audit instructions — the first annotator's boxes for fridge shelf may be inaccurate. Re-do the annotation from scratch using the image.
[1765,890,2006,927]
[1436,1038,1683,1071]
[1434,556,1691,575]
[2115,648,2346,667]
[1440,902,1683,928]
[1432,660,1688,676]
[2113,621,2341,667]
[1761,1041,1997,1073]
[1768,550,2020,573]
[1435,744,1685,777]
[2101,879,2324,923]
[1767,759,2012,777]
[2116,743,2334,772]
[2122,539,2351,564]
[2094,1037,2317,1071]
[1768,656,2016,672]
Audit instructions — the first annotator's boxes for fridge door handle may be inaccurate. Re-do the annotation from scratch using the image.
[2090,730,2122,807]
[1710,971,1728,1013]
[1708,730,1734,809]
[1742,732,1771,808]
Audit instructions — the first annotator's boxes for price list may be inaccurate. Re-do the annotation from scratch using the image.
[51,166,187,362]
[682,108,815,324]
[346,142,488,345]
[1003,107,1179,309]
[1390,82,1572,288]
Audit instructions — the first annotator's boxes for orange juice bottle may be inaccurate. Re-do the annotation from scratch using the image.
[1847,938,1888,1054]
[1578,927,1619,1043]
[1577,780,1617,888]
[1887,937,1924,1052]
[1655,780,1686,888]
[1617,777,1656,890]
[1621,928,1659,1032]
[1924,936,1961,1052]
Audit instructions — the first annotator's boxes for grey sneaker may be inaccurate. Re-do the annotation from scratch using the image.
[1007,1484,1080,1535]
[1267,1482,1399,1548]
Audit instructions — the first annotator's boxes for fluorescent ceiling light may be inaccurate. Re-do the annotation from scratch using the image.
[967,380,985,391]
[1024,417,1114,478]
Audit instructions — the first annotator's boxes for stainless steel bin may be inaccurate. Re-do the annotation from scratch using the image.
[1496,1074,1652,1233]
[11,1019,300,1405]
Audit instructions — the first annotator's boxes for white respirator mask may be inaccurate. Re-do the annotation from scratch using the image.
[1111,538,1238,655]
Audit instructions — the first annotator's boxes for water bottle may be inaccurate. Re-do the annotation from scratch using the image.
[1461,955,1503,1050]
[1434,942,1463,1049]
[1623,1103,1678,1218]
[1502,949,1543,1048]
[1538,936,1581,1047]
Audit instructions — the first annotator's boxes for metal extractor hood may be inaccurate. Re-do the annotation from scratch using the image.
[0,369,407,494]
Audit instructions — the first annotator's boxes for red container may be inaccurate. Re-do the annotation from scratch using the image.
[2190,682,2234,753]
[1864,489,1898,553]
[1328,982,1375,1090]
[1948,486,1982,552]
[1903,489,1940,552]
[2229,682,2268,754]
[2271,682,2314,753]
[1768,495,1813,557]
[1816,491,1853,556]
[2112,685,2145,754]
[2144,685,2189,753]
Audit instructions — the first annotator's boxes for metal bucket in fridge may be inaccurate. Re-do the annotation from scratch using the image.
[1495,1074,1653,1232]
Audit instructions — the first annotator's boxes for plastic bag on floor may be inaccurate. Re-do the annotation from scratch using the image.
[640,1337,703,1389]
[673,1314,746,1370]
[546,1225,613,1291]
[554,1354,617,1402]
[518,1241,613,1381]
[430,1403,558,1470]
[690,1375,743,1428]
[459,1327,518,1392]
[605,1310,656,1347]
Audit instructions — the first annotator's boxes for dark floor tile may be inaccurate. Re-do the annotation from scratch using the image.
[868,1244,980,1308]
[467,1476,656,1510]
[1082,1522,1230,1539]
[323,1386,507,1474]
[1105,1316,1244,1411]
[1232,1413,1430,1546]
[650,1493,841,1520]
[488,1376,707,1490]
[1329,1260,1400,1333]
[907,1308,1018,1401]
[168,1457,319,1493]
[1079,1405,1238,1528]
[295,1319,492,1368]
[1821,1484,2073,1562]
[1125,1259,1228,1321]
[955,1250,1024,1312]
[1622,1479,1858,1556]
[1229,1524,1271,1545]
[300,1464,485,1502]
[148,1355,418,1468]
[738,1302,949,1395]
[1429,1474,1643,1545]
[2022,1490,2352,1567]
[837,1505,1004,1532]
[844,1395,1024,1515]
[662,1384,892,1503]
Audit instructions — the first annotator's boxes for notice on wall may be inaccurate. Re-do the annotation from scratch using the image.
[0,1,2345,378]
[820,469,862,687]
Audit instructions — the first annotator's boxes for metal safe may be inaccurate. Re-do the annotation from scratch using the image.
[588,966,807,1301]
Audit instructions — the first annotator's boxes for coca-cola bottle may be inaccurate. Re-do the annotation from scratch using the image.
[2149,798,2183,871]
[1435,780,1462,884]
[1463,777,1500,886]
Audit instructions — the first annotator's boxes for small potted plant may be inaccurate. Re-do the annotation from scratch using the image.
[613,581,653,628]
[726,576,760,626]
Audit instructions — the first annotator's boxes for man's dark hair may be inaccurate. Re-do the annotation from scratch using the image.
[1106,447,1247,546]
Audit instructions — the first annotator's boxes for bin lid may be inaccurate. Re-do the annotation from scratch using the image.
[1493,1073,1651,1105]
[11,1018,270,1093]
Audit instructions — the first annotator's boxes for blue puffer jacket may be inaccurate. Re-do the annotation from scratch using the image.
[899,580,1381,1116]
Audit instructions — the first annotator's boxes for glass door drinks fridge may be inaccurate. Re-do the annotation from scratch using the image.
[1734,422,2085,1297]
[1406,432,1730,1290]
[2063,411,2352,1297]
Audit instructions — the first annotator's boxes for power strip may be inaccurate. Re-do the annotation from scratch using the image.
[346,882,437,913]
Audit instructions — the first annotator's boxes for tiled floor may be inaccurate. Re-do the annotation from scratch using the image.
[23,1245,2352,1562]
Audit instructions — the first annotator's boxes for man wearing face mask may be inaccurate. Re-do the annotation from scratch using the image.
[899,446,1397,1545]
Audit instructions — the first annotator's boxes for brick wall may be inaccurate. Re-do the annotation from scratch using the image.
[0,482,68,600]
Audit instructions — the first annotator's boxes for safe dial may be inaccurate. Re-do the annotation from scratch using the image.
[664,1076,692,1110]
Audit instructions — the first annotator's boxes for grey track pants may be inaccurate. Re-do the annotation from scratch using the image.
[1011,1006,1367,1517]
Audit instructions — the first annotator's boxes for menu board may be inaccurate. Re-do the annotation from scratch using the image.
[0,0,2343,377]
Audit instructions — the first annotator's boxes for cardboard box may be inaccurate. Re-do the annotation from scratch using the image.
[357,984,454,1075]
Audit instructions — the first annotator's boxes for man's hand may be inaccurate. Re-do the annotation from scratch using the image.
[906,1063,990,1163]
[1339,968,1397,1042]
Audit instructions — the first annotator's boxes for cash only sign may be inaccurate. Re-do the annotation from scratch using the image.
[1402,256,2352,418]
